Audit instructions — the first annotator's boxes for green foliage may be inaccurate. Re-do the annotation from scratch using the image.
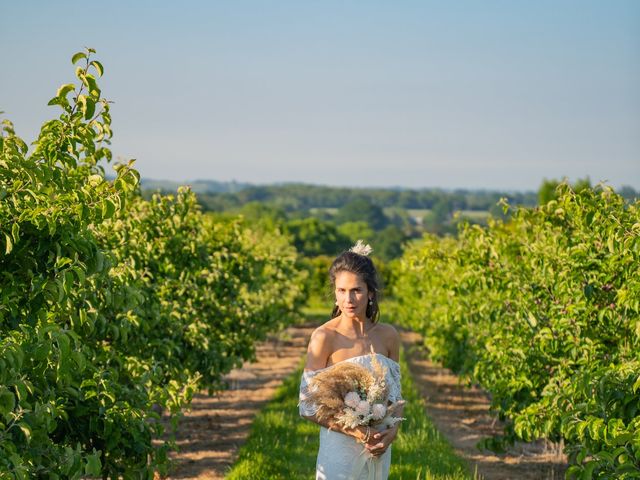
[0,49,304,478]
[374,225,407,261]
[334,198,389,231]
[238,201,287,229]
[392,183,640,478]
[285,218,351,257]
[337,221,375,245]
[538,177,592,205]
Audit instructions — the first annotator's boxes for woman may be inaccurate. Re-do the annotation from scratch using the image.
[299,241,404,480]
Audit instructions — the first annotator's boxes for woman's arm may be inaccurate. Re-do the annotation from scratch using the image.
[300,327,370,442]
[301,412,371,443]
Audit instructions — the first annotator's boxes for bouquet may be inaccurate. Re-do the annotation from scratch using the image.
[306,355,405,434]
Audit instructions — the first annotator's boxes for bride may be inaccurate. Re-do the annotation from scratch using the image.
[299,241,404,480]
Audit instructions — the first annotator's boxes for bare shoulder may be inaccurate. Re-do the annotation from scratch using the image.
[310,316,341,341]
[308,322,336,347]
[375,322,400,361]
[304,319,339,370]
[375,322,400,341]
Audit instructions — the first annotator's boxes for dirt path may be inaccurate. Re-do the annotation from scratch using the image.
[164,324,314,479]
[400,329,568,480]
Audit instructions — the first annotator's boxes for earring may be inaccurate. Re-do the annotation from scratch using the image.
[368,299,373,305]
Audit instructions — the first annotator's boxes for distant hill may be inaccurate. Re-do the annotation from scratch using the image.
[138,179,637,213]
[182,182,539,213]
[140,179,252,194]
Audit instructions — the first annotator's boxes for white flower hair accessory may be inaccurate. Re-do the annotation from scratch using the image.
[350,240,373,256]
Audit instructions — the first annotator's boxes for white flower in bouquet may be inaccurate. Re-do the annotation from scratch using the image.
[355,400,371,417]
[371,403,386,420]
[367,381,386,403]
[339,408,361,429]
[344,391,360,409]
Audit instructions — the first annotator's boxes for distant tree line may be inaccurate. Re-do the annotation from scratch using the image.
[192,183,539,212]
[140,179,638,266]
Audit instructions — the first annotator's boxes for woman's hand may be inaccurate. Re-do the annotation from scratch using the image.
[364,424,399,457]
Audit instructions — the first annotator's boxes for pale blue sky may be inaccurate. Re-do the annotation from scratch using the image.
[2,1,639,190]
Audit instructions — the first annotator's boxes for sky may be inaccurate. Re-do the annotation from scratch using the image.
[2,1,639,191]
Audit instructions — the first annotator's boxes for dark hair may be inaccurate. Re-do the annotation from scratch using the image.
[329,250,381,323]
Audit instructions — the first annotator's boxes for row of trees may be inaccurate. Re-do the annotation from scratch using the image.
[0,51,304,478]
[190,182,540,212]
[392,185,640,478]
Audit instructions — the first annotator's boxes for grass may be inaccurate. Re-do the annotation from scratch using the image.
[224,350,475,479]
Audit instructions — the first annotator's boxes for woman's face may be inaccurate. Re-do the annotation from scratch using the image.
[334,270,371,319]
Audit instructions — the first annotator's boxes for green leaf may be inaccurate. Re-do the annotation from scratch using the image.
[83,97,96,120]
[0,387,15,417]
[84,451,102,476]
[55,257,73,269]
[71,351,86,372]
[595,450,615,464]
[75,93,96,119]
[84,74,100,97]
[71,52,86,64]
[47,96,64,107]
[72,266,86,285]
[583,460,599,479]
[77,94,87,115]
[63,271,74,296]
[18,422,31,443]
[57,332,71,358]
[589,418,605,441]
[90,60,104,77]
[4,233,13,254]
[101,198,117,219]
[95,251,104,272]
[56,83,76,99]
[11,222,19,243]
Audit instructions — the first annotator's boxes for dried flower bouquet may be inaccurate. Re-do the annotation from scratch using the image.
[307,355,405,432]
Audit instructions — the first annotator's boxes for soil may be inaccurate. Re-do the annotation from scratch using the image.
[164,325,568,480]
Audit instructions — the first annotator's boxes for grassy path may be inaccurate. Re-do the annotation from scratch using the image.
[164,325,314,479]
[166,306,566,478]
[225,349,475,479]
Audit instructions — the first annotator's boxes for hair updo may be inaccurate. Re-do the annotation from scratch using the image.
[329,247,381,323]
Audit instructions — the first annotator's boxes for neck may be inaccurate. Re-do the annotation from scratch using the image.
[341,314,372,337]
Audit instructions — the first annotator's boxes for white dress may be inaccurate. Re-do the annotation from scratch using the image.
[299,353,403,480]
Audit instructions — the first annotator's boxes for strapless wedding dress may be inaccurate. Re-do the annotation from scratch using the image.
[299,353,403,480]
